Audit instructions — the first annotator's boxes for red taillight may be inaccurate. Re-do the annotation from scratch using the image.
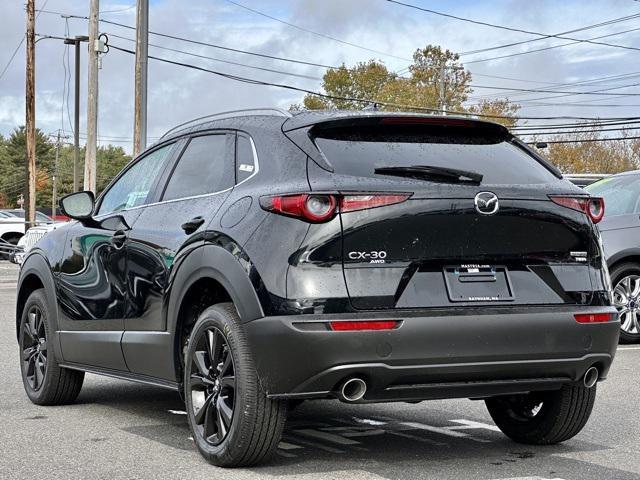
[549,196,605,224]
[329,320,400,331]
[261,194,337,223]
[340,194,410,213]
[574,313,613,324]
[260,193,410,222]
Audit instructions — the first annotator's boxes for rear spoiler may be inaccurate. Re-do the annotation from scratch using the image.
[283,114,513,174]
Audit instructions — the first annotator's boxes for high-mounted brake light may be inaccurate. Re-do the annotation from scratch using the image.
[574,313,613,324]
[329,320,400,331]
[549,196,605,224]
[260,193,410,222]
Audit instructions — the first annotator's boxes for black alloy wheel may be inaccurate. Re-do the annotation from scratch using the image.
[188,327,236,446]
[22,304,48,392]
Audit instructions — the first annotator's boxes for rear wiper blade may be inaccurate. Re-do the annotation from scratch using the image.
[374,165,483,184]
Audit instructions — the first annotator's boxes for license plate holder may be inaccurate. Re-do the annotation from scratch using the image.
[443,265,514,302]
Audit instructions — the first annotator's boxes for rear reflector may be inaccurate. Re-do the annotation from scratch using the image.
[574,313,613,324]
[329,320,400,331]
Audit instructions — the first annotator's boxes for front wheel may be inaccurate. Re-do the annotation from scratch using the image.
[485,384,596,445]
[184,303,287,467]
[19,289,84,405]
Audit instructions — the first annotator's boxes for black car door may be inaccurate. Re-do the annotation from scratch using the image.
[121,132,236,380]
[56,142,178,371]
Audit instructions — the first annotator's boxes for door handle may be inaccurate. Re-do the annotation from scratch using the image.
[111,230,127,249]
[181,216,205,234]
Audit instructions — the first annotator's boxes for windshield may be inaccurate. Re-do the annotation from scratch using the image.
[314,127,559,185]
[585,174,640,217]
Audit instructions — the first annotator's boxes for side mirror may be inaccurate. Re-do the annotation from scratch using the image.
[60,191,95,220]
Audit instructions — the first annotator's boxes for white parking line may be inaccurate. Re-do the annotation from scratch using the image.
[617,346,640,351]
[447,419,501,432]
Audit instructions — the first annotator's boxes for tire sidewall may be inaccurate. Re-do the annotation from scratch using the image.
[19,289,56,404]
[183,304,258,465]
[610,262,640,343]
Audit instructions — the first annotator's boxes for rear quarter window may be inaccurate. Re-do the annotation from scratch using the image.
[314,126,559,185]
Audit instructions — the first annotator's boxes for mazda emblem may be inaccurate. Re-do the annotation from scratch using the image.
[474,192,499,215]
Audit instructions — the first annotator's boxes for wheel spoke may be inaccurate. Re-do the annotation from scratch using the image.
[193,393,214,425]
[206,329,222,366]
[623,276,632,297]
[193,351,209,377]
[190,374,214,389]
[39,340,47,353]
[632,313,640,334]
[34,356,44,389]
[621,311,633,332]
[22,346,36,361]
[217,395,233,430]
[219,351,232,376]
[203,399,218,440]
[220,375,235,390]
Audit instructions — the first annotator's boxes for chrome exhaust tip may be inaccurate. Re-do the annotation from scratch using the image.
[583,366,599,388]
[339,378,367,402]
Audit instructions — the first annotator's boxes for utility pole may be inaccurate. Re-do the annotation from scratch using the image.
[25,0,36,229]
[52,130,60,219]
[133,0,149,157]
[64,36,88,192]
[84,0,99,193]
[438,62,446,115]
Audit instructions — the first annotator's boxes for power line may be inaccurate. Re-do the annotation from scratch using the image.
[528,135,640,144]
[385,0,640,52]
[469,82,640,96]
[464,26,640,65]
[108,43,640,122]
[222,0,411,62]
[107,32,323,81]
[0,0,50,82]
[38,10,342,70]
[459,13,640,56]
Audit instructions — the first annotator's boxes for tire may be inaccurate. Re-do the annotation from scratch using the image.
[485,384,596,445]
[610,262,640,343]
[19,289,84,405]
[1,234,21,260]
[184,303,287,467]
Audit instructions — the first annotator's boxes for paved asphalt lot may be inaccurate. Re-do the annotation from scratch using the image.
[1,262,639,480]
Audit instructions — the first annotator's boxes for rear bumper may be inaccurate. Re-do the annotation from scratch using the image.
[244,306,619,402]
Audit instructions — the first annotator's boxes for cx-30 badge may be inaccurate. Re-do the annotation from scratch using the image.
[474,192,499,215]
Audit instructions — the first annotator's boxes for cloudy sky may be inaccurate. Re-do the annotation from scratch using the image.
[1,0,639,152]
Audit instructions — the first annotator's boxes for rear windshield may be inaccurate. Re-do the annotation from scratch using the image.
[585,174,640,216]
[313,126,559,185]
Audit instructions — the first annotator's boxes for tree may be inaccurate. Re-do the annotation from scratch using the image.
[302,60,396,110]
[533,126,640,174]
[0,126,131,209]
[300,44,519,123]
[467,98,521,128]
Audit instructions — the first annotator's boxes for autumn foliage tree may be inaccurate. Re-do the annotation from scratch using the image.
[299,44,520,126]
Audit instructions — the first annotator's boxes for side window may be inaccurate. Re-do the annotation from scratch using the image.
[236,134,257,183]
[97,143,174,215]
[162,134,234,201]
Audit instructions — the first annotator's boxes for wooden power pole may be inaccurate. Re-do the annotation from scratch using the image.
[133,0,149,157]
[84,0,99,193]
[52,130,60,219]
[25,0,36,228]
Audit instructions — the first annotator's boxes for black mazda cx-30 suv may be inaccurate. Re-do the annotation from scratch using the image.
[16,110,618,466]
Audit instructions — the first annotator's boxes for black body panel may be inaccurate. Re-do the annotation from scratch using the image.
[15,110,617,401]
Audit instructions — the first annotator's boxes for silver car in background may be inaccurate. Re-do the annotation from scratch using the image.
[586,171,640,343]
